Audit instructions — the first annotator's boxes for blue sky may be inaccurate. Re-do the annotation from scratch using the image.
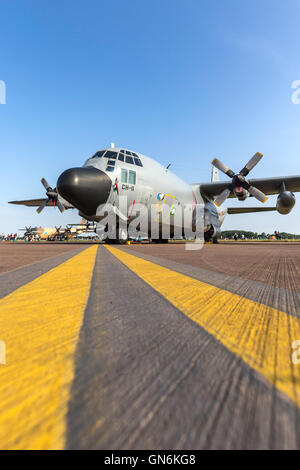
[1,0,300,234]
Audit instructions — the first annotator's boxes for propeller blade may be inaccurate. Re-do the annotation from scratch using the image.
[56,200,65,213]
[240,152,263,176]
[214,187,232,207]
[248,185,268,203]
[36,199,48,214]
[41,178,52,191]
[211,158,235,178]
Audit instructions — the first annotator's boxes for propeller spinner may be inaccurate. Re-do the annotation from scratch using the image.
[211,152,268,206]
[36,178,65,214]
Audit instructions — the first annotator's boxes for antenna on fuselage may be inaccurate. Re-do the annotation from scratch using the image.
[166,163,171,170]
[110,142,115,149]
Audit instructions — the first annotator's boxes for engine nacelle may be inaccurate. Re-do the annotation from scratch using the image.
[276,191,296,215]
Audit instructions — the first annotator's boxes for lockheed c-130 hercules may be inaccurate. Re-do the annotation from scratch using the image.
[9,145,300,243]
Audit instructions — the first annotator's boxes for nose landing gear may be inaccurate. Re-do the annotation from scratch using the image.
[105,226,128,245]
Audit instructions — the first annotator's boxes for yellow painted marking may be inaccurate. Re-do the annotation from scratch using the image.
[155,193,175,221]
[211,158,217,164]
[0,246,98,450]
[263,197,268,203]
[106,246,300,407]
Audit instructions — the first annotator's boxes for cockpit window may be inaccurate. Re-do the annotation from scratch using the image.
[104,151,117,159]
[126,155,134,164]
[134,157,143,167]
[93,148,143,166]
[92,150,105,159]
[106,159,116,173]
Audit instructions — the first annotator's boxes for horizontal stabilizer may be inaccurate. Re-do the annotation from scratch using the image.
[227,207,276,215]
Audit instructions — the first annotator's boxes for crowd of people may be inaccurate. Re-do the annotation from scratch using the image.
[0,233,19,241]
[227,231,282,241]
[274,230,282,240]
[0,233,41,242]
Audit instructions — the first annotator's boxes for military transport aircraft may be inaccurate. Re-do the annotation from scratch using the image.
[9,146,300,243]
[19,219,97,241]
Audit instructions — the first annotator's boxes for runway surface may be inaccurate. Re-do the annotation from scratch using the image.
[0,241,300,449]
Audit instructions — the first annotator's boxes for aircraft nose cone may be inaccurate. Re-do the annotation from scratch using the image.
[57,167,112,216]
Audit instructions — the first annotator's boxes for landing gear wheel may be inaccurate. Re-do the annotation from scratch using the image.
[204,232,211,243]
[204,225,217,243]
[105,227,128,245]
[151,238,168,244]
[117,227,128,245]
[105,238,116,245]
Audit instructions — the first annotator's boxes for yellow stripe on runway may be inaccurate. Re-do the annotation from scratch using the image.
[0,245,98,450]
[106,246,300,407]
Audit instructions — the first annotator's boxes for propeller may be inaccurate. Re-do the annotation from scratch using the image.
[36,178,65,214]
[20,226,35,235]
[211,152,268,206]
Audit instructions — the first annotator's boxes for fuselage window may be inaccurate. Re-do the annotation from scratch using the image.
[125,150,132,155]
[128,170,136,185]
[121,169,128,183]
[134,157,143,167]
[104,151,117,159]
[125,155,134,164]
[118,153,124,161]
[106,166,115,172]
[107,159,116,166]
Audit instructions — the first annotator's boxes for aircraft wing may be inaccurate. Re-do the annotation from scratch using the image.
[9,198,74,209]
[226,207,276,214]
[199,175,300,199]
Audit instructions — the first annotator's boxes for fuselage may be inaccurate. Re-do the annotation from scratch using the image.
[57,147,223,240]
